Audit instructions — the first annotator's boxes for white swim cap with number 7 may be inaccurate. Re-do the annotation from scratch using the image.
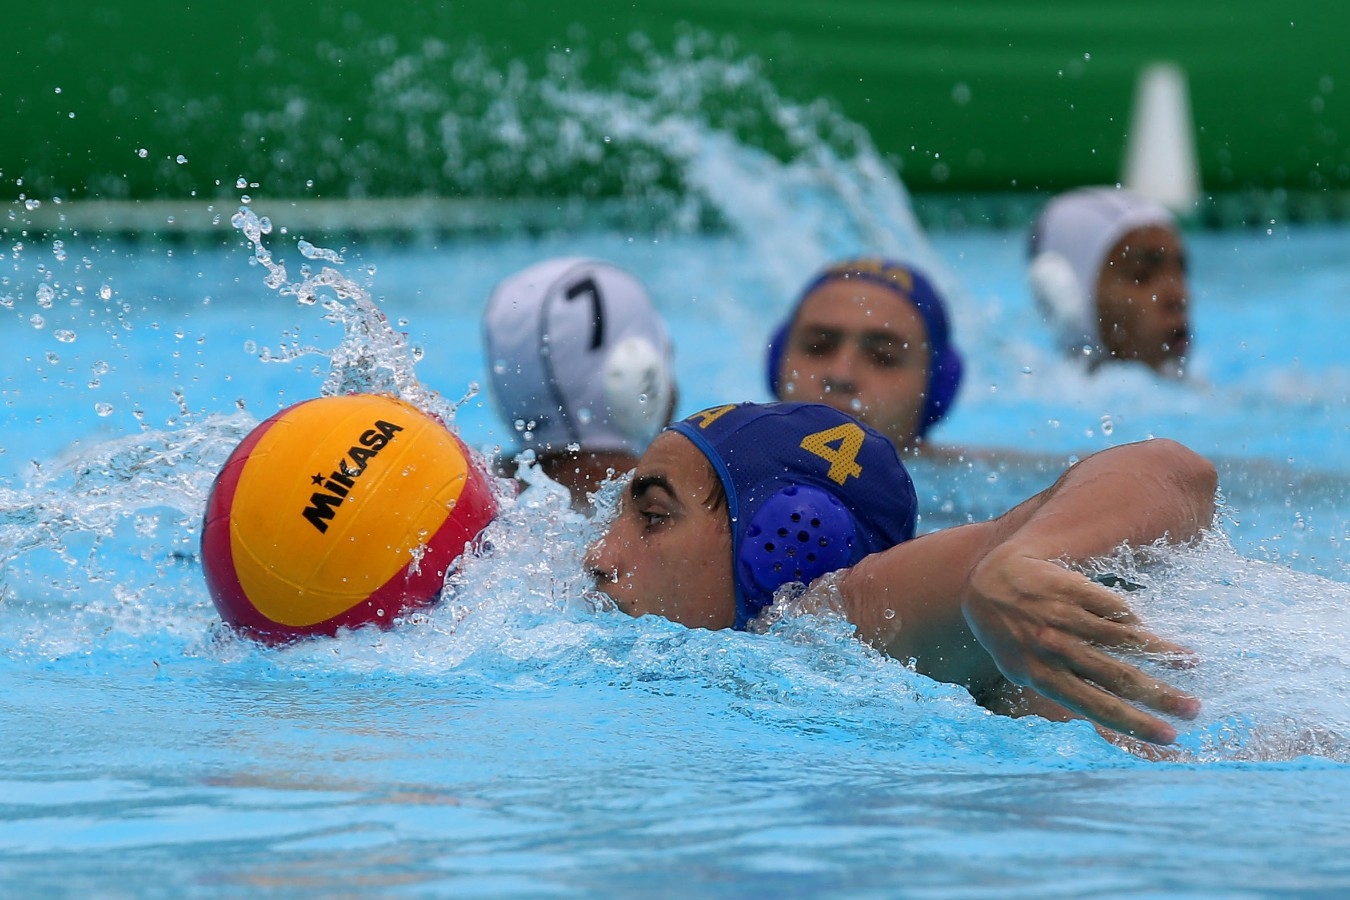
[483,257,676,456]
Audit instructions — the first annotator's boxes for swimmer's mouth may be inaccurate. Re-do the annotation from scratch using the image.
[817,394,864,416]
[1165,330,1191,357]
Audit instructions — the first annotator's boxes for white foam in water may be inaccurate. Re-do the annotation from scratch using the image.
[2,33,1350,895]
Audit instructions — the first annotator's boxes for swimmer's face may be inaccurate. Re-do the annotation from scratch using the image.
[585,431,737,630]
[776,280,930,450]
[1095,224,1191,375]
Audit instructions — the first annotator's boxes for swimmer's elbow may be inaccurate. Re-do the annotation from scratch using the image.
[1148,438,1217,495]
[1146,438,1219,532]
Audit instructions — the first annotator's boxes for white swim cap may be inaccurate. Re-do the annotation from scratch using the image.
[482,257,675,457]
[1028,186,1175,356]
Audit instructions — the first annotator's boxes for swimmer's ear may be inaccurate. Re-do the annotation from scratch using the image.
[603,336,675,447]
[736,485,860,628]
[1028,251,1087,335]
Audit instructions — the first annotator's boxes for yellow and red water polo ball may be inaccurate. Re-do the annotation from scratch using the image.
[201,393,497,642]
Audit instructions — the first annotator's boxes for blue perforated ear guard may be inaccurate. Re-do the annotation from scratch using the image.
[670,402,917,629]
[764,259,963,439]
[738,485,860,608]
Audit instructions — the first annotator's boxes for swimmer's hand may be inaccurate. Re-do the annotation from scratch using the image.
[962,547,1200,745]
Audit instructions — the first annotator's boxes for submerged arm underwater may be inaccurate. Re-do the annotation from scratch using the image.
[835,438,1219,745]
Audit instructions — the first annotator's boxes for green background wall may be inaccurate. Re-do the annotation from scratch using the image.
[6,2,1348,204]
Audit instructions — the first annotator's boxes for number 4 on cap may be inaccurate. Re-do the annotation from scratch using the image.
[800,423,865,485]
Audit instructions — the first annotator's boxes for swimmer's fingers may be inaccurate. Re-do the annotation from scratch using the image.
[963,554,1199,742]
[1016,572,1200,742]
[1026,669,1179,745]
[1067,579,1197,669]
[1033,642,1200,744]
[1067,607,1198,669]
[1074,579,1142,623]
[1072,649,1200,722]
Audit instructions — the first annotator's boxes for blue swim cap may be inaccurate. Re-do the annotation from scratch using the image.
[669,402,917,630]
[765,258,963,439]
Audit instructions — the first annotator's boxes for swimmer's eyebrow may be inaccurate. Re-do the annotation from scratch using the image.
[799,324,913,344]
[859,329,922,350]
[1122,246,1186,269]
[630,473,677,505]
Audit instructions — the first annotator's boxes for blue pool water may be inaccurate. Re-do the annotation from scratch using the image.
[5,87,1350,896]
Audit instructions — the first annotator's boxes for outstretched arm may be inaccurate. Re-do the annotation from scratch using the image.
[836,438,1217,743]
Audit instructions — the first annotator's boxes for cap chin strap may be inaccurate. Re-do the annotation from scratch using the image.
[603,336,673,450]
[734,484,859,629]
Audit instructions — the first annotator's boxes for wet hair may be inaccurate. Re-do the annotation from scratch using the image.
[703,470,728,514]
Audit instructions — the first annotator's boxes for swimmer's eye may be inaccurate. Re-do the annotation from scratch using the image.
[640,508,670,529]
[796,332,841,357]
[1127,252,1185,286]
[866,347,906,368]
[862,338,922,369]
[1129,264,1159,285]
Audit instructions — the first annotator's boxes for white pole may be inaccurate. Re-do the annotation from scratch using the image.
[1122,62,1201,214]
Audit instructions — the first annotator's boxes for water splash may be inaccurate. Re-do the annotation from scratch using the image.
[0,414,258,657]
[222,32,955,303]
[1055,532,1350,761]
[229,205,456,423]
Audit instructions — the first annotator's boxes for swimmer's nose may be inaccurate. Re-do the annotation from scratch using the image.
[1157,268,1189,312]
[584,535,615,584]
[584,542,630,614]
[588,563,618,587]
[824,349,860,389]
[1159,292,1190,341]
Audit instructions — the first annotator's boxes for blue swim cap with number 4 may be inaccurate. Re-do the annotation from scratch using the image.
[669,402,917,629]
